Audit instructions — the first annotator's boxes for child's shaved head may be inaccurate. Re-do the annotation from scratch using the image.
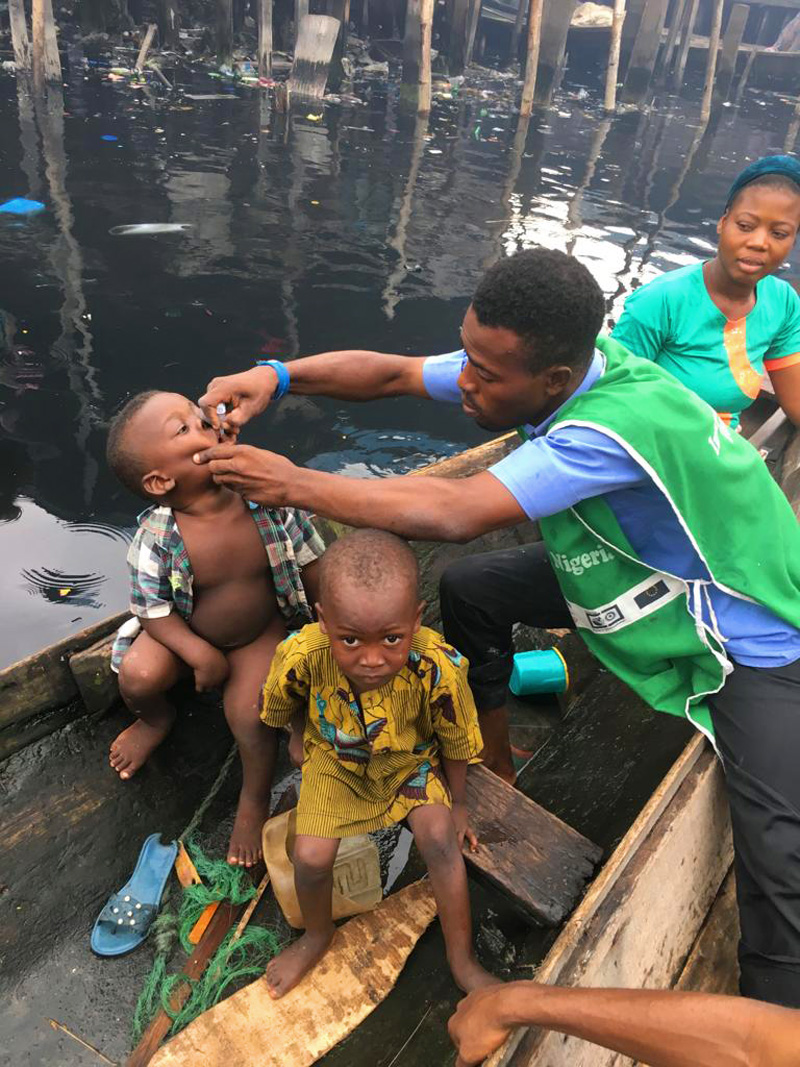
[319,529,419,606]
[106,391,161,497]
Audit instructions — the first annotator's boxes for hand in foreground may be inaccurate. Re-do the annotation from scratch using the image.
[199,366,279,437]
[192,443,295,507]
[190,645,230,692]
[448,983,521,1067]
[453,801,478,853]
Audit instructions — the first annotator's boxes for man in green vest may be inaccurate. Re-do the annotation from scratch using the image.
[196,248,800,1008]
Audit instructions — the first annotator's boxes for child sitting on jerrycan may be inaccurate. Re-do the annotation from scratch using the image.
[259,528,499,997]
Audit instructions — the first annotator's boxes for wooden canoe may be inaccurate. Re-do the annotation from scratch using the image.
[0,387,793,1067]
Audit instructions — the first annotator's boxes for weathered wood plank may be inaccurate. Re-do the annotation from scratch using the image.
[149,879,438,1067]
[69,633,120,715]
[621,0,668,103]
[496,742,733,1066]
[465,764,601,925]
[0,611,128,732]
[535,0,578,105]
[672,867,739,995]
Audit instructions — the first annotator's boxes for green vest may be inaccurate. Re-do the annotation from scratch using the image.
[537,336,800,737]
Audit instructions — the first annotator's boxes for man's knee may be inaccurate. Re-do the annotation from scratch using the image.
[439,556,485,614]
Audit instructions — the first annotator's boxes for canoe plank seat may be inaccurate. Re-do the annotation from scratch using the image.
[465,764,602,925]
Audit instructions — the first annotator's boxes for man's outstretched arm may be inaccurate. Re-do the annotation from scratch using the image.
[447,982,800,1067]
[193,444,526,543]
[199,352,429,435]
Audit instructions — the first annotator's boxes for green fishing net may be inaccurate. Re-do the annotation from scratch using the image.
[131,839,283,1042]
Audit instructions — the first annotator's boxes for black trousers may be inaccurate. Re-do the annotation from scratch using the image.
[440,543,800,1007]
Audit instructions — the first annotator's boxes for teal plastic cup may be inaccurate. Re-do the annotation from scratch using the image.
[509,648,568,696]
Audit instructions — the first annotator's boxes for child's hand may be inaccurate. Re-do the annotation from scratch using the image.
[190,646,230,692]
[453,802,478,853]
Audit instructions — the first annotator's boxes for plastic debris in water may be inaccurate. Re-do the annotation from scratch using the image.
[0,197,46,216]
[306,113,323,121]
[109,223,193,236]
[58,588,73,597]
[101,134,118,142]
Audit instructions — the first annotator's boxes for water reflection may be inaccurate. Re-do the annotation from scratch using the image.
[1,63,800,665]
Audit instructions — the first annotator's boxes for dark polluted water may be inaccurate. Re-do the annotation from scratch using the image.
[2,62,800,666]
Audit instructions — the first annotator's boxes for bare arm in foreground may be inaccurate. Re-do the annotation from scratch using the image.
[447,982,800,1067]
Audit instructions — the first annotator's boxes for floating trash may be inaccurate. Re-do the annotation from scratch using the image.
[109,223,193,236]
[101,134,119,142]
[0,197,46,216]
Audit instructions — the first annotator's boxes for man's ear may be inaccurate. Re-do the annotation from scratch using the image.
[544,365,573,397]
[316,603,327,634]
[414,600,425,632]
[142,470,176,497]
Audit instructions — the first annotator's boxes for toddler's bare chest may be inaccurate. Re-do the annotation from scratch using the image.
[177,512,271,588]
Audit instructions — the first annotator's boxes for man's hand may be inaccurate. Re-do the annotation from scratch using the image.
[199,366,279,437]
[193,443,296,506]
[188,644,230,692]
[453,801,478,852]
[448,984,519,1066]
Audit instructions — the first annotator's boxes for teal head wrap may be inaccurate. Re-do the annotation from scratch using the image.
[725,155,800,210]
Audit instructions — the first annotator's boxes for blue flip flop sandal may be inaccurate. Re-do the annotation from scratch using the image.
[91,833,177,957]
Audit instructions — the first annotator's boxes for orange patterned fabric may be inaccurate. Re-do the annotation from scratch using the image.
[723,319,762,401]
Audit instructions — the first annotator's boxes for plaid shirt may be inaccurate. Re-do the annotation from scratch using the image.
[111,502,325,671]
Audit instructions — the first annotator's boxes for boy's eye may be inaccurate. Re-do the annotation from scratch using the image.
[342,636,359,647]
[201,418,213,429]
[385,634,402,645]
[177,424,188,434]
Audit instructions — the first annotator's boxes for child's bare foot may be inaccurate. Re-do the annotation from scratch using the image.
[109,714,175,779]
[450,954,501,994]
[227,791,270,867]
[265,927,335,998]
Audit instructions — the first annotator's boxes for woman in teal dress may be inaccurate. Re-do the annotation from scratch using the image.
[612,156,800,429]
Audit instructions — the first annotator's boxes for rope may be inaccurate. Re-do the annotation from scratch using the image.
[131,742,282,1043]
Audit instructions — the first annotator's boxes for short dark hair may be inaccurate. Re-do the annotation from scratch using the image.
[472,248,605,374]
[727,173,800,212]
[319,529,419,605]
[106,390,161,498]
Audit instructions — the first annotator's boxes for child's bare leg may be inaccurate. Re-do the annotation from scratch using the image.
[223,617,286,867]
[266,834,340,999]
[288,709,306,768]
[406,804,499,993]
[112,633,187,779]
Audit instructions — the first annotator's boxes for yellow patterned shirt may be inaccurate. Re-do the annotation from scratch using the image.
[260,623,483,838]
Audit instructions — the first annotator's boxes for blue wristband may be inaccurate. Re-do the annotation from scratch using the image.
[256,359,291,400]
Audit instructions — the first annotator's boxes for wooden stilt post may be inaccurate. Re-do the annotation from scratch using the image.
[418,0,434,114]
[402,0,422,90]
[621,0,668,105]
[135,22,157,71]
[464,0,482,68]
[671,0,699,90]
[258,0,273,79]
[509,0,526,67]
[715,2,748,103]
[448,0,470,73]
[735,7,769,102]
[785,99,800,155]
[31,0,62,90]
[533,0,577,107]
[294,0,309,51]
[216,0,233,64]
[519,0,544,116]
[9,0,32,73]
[604,0,627,112]
[656,0,687,81]
[700,0,724,121]
[156,0,179,49]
